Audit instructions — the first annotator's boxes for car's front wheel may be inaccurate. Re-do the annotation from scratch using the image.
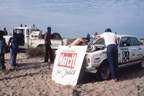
[98,61,110,80]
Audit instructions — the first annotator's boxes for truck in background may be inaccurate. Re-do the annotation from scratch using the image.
[4,25,68,50]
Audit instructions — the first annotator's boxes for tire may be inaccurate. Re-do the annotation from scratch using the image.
[97,60,110,80]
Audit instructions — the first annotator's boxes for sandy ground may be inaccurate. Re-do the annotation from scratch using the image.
[0,53,144,96]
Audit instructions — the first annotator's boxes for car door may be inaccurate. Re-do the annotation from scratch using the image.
[118,37,135,65]
[15,29,25,46]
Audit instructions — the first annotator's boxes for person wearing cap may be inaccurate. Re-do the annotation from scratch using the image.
[71,33,91,46]
[92,28,119,82]
[44,27,54,63]
[71,38,89,46]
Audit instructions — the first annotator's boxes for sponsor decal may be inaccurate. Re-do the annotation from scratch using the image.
[94,58,100,63]
[122,51,129,63]
[57,52,77,69]
[120,48,128,50]
[56,69,76,78]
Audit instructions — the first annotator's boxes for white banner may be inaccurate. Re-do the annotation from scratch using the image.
[52,46,87,86]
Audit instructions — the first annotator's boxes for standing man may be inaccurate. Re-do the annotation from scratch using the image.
[44,27,54,63]
[8,32,18,67]
[0,32,6,71]
[92,28,119,82]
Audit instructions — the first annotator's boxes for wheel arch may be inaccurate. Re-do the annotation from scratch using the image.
[36,44,44,48]
[96,59,110,80]
[99,59,108,68]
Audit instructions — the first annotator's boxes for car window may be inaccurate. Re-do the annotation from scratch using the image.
[119,37,131,47]
[130,37,140,46]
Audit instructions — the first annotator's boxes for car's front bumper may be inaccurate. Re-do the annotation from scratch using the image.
[85,65,98,73]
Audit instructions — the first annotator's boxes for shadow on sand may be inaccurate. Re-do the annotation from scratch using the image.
[0,71,42,81]
[0,62,52,81]
[78,64,144,84]
[10,62,51,72]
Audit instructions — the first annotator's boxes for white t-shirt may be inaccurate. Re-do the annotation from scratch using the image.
[100,32,117,47]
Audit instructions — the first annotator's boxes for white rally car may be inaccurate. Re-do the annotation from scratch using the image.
[84,34,144,80]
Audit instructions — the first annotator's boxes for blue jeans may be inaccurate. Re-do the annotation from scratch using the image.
[107,44,118,79]
[10,48,17,66]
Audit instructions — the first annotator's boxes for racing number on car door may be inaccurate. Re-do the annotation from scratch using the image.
[122,51,130,63]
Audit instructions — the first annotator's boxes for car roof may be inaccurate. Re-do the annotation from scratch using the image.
[99,33,136,38]
[116,34,137,38]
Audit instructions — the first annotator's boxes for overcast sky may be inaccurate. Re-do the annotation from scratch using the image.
[0,0,144,38]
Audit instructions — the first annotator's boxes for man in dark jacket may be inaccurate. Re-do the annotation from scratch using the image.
[8,32,18,67]
[44,27,54,63]
[0,32,6,70]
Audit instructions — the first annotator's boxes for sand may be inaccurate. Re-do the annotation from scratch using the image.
[0,53,144,96]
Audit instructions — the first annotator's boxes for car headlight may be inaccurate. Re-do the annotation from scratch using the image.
[87,58,91,63]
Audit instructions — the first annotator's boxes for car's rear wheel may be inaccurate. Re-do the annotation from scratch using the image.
[98,61,110,80]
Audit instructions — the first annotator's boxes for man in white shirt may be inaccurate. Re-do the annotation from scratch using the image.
[92,28,119,82]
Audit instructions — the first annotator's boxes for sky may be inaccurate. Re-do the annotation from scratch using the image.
[0,0,144,38]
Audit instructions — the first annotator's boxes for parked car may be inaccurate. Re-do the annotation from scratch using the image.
[84,34,144,80]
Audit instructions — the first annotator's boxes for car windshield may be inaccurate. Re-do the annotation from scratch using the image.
[96,38,105,45]
[87,38,105,52]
